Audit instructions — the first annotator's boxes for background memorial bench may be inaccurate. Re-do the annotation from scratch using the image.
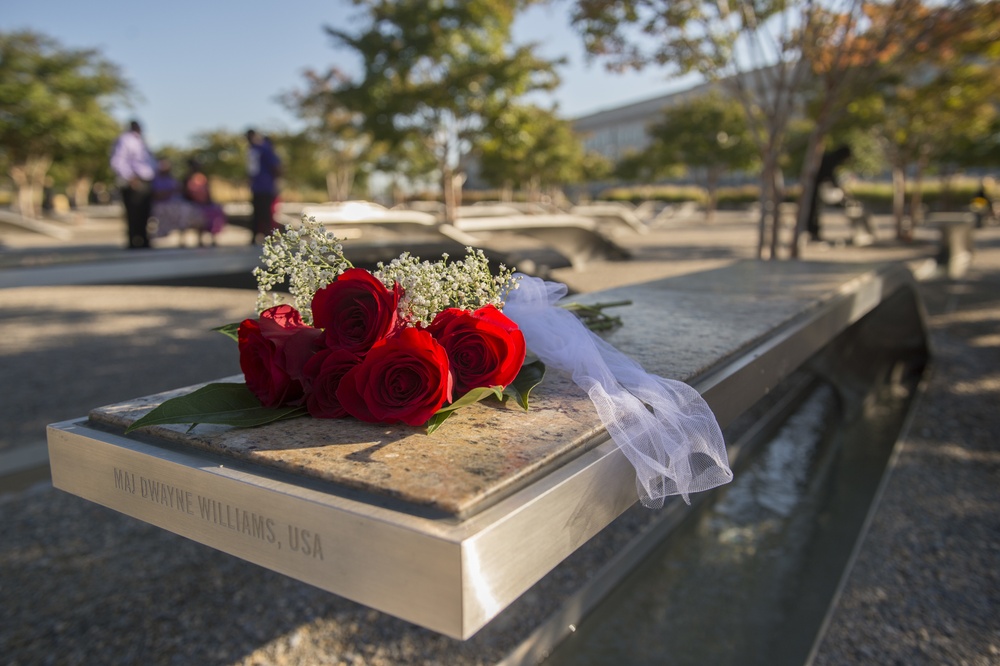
[294,201,632,271]
[441,213,631,271]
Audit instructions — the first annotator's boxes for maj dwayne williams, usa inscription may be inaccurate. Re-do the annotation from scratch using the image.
[112,466,324,560]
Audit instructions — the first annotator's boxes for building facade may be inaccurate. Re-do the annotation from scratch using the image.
[572,78,720,161]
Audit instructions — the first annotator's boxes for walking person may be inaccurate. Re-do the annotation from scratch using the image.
[246,129,281,245]
[110,120,158,249]
[804,145,852,243]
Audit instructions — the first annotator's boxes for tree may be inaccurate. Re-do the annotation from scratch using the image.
[643,92,759,222]
[570,0,967,257]
[46,122,119,211]
[477,103,591,201]
[318,0,561,221]
[282,69,384,202]
[0,30,132,218]
[186,129,249,184]
[788,0,995,248]
[572,0,814,257]
[874,1,1000,237]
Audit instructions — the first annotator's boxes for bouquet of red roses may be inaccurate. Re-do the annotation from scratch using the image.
[240,267,526,428]
[125,220,731,508]
[128,225,543,434]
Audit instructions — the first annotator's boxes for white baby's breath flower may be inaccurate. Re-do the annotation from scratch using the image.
[373,247,518,325]
[253,216,352,323]
[252,221,518,326]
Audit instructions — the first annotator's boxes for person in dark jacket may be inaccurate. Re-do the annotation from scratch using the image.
[246,129,281,245]
[805,145,852,242]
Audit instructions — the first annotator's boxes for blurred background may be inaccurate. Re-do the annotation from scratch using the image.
[2,0,997,259]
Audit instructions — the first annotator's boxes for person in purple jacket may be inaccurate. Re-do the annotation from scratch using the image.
[110,120,157,249]
[245,129,282,245]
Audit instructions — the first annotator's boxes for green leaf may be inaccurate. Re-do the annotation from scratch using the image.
[425,385,505,434]
[502,359,546,411]
[440,386,505,414]
[213,322,241,342]
[125,383,306,433]
[560,300,631,331]
[424,411,451,435]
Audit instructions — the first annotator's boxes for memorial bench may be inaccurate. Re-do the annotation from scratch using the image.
[569,203,649,236]
[46,259,929,649]
[441,213,630,270]
[292,202,631,271]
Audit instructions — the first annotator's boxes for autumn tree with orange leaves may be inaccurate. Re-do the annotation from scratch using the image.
[570,0,987,257]
[849,2,1000,239]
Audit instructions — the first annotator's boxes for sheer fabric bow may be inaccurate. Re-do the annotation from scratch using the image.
[504,275,732,507]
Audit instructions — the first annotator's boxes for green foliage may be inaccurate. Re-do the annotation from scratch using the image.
[836,3,1000,172]
[125,383,307,433]
[847,177,987,212]
[644,92,759,176]
[319,0,561,205]
[613,149,683,182]
[186,129,248,182]
[0,30,132,215]
[501,358,545,410]
[272,130,329,192]
[0,30,131,163]
[213,322,241,342]
[600,183,707,204]
[941,115,1000,170]
[478,103,590,192]
[425,385,505,434]
[281,69,388,201]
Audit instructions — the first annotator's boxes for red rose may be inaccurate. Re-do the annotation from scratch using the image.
[302,348,361,419]
[311,268,401,355]
[337,327,453,426]
[427,304,526,395]
[238,305,322,407]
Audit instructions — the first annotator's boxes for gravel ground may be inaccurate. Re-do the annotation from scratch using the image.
[0,286,255,453]
[1,211,997,665]
[812,227,1000,665]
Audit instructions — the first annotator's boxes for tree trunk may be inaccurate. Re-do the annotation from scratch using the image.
[757,159,775,259]
[909,150,929,229]
[325,166,356,202]
[72,177,92,211]
[705,167,719,224]
[10,155,55,219]
[9,165,34,219]
[441,165,466,224]
[769,166,785,260]
[452,172,465,211]
[791,133,828,258]
[527,175,541,203]
[29,156,51,218]
[940,166,956,211]
[892,164,909,240]
[442,165,455,224]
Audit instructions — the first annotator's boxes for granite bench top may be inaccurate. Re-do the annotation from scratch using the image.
[88,260,892,518]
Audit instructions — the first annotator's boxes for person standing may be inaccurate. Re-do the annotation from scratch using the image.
[246,129,281,245]
[804,145,852,243]
[110,120,158,249]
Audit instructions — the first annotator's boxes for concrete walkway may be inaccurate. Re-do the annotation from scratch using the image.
[1,208,997,664]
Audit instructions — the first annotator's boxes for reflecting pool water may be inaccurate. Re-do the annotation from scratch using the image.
[545,376,916,666]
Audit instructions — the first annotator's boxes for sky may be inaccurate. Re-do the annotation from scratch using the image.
[3,0,701,149]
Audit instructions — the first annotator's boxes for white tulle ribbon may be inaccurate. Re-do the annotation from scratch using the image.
[504,274,733,508]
